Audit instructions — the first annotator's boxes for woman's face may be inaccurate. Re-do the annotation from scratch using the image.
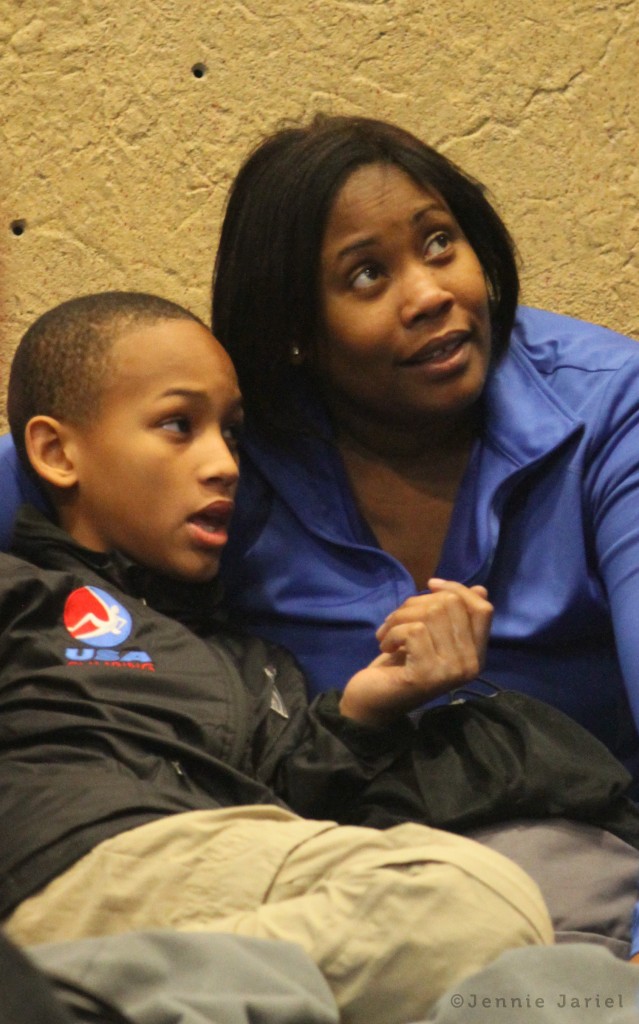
[315,162,492,445]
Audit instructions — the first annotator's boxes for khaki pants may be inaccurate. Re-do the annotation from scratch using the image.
[5,806,553,1024]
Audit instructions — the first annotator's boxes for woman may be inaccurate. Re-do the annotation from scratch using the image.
[213,113,639,790]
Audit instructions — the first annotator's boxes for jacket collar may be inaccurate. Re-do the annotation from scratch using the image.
[480,323,582,468]
[11,505,227,632]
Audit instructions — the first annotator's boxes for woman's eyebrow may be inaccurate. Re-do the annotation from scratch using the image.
[334,202,447,262]
[411,200,448,225]
[335,236,378,261]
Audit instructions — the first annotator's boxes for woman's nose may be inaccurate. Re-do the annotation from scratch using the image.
[399,264,454,327]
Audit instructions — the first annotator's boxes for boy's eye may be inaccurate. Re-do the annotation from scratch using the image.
[425,231,452,258]
[222,421,243,450]
[160,416,191,435]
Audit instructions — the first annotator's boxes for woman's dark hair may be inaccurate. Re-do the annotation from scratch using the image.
[212,113,519,442]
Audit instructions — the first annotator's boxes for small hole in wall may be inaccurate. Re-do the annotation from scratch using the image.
[191,63,207,78]
[11,219,26,236]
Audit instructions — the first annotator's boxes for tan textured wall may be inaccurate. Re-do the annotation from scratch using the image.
[1,0,637,428]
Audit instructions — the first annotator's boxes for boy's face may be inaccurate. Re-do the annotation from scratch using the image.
[64,319,242,582]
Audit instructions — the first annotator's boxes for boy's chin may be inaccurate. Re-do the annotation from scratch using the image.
[155,556,221,585]
[175,563,221,584]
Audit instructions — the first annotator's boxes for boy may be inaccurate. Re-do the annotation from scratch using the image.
[0,291,551,1024]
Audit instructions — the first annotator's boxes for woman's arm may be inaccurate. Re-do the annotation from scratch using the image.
[588,363,639,739]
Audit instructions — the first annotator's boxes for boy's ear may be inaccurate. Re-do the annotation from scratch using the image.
[24,416,80,490]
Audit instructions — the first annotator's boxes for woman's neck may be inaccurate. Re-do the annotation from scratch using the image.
[333,402,481,467]
[333,407,481,590]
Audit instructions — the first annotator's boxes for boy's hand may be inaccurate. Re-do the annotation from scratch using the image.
[338,579,492,727]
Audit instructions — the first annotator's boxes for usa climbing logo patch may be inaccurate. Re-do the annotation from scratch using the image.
[64,586,132,646]
[63,586,154,670]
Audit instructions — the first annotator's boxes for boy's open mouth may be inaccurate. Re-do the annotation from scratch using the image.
[190,511,226,533]
[187,501,234,546]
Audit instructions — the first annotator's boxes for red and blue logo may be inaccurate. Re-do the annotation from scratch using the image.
[64,587,133,647]
[63,586,154,669]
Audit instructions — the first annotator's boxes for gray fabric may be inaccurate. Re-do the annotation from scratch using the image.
[468,818,639,957]
[28,930,339,1024]
[421,944,639,1023]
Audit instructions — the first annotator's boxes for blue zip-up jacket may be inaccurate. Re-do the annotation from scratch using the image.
[219,308,639,787]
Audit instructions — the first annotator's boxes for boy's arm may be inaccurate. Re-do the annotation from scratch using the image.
[339,580,492,727]
[259,580,491,821]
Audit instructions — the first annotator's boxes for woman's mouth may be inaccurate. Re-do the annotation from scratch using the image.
[401,331,469,367]
[399,331,471,377]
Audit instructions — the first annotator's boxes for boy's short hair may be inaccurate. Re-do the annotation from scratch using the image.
[8,291,206,474]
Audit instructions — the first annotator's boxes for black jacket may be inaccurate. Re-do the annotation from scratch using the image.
[0,508,412,918]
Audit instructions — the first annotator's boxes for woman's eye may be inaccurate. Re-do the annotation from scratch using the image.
[425,232,452,258]
[160,416,191,435]
[351,264,383,291]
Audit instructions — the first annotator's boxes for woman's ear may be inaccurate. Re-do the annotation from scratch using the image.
[289,344,305,366]
[24,416,80,490]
